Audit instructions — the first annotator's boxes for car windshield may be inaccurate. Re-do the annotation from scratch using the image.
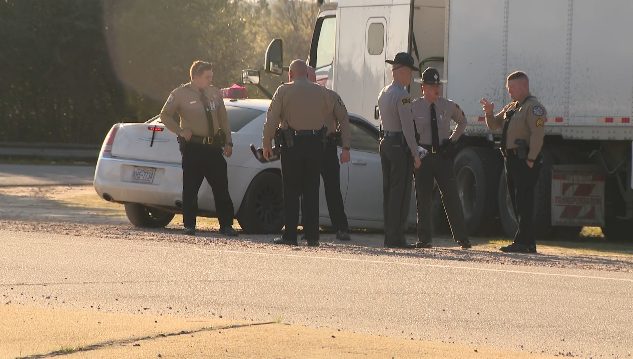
[147,106,264,132]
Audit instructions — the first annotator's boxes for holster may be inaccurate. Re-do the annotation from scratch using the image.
[440,139,456,160]
[326,131,341,147]
[177,136,186,154]
[514,139,528,160]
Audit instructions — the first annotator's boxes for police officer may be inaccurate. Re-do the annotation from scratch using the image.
[160,60,238,237]
[262,60,334,247]
[480,71,545,253]
[378,52,421,248]
[412,67,471,249]
[306,66,352,241]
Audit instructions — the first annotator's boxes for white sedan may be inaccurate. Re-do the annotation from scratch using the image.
[93,99,416,233]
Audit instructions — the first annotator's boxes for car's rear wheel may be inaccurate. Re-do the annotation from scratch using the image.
[238,172,284,234]
[124,203,175,228]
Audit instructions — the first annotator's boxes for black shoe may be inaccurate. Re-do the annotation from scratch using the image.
[385,243,416,249]
[273,238,298,246]
[183,227,196,235]
[219,226,238,237]
[415,241,433,249]
[307,240,320,247]
[457,239,472,249]
[336,230,351,241]
[527,244,537,253]
[500,242,530,253]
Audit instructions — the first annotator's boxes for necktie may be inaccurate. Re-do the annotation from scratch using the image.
[500,105,517,151]
[199,89,215,136]
[430,103,440,149]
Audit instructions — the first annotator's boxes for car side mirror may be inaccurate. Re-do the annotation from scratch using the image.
[242,69,260,85]
[265,38,284,75]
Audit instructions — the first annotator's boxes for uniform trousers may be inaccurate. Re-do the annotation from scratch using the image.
[181,142,234,229]
[414,153,468,243]
[321,143,349,231]
[281,136,323,241]
[504,155,542,246]
[380,136,414,246]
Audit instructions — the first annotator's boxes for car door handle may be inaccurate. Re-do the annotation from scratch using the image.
[351,160,367,166]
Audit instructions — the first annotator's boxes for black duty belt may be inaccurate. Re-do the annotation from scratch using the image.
[420,144,440,154]
[293,129,323,137]
[381,131,404,139]
[500,148,519,158]
[189,135,218,145]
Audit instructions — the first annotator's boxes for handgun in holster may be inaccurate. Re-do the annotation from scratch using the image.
[326,130,342,147]
[282,126,294,148]
[514,139,529,160]
[440,138,456,159]
[177,135,187,154]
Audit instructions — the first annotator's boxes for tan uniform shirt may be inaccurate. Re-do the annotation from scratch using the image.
[324,88,351,149]
[377,81,418,157]
[485,93,545,161]
[262,77,334,148]
[160,83,232,143]
[412,97,467,145]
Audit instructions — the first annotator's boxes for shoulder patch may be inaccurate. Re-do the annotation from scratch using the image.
[401,97,411,105]
[338,97,345,107]
[167,93,174,104]
[533,106,544,116]
[536,118,544,127]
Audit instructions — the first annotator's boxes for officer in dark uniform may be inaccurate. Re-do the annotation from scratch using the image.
[306,66,352,241]
[378,52,421,248]
[160,60,238,236]
[262,60,334,247]
[480,71,546,253]
[412,68,471,249]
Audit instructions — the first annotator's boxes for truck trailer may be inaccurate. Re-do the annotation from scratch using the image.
[260,0,633,241]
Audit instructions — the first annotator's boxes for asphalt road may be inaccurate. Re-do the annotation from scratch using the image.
[1,230,631,357]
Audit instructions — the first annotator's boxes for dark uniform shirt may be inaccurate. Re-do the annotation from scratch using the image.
[159,83,232,143]
[412,97,468,145]
[262,77,334,148]
[378,81,418,157]
[485,93,546,161]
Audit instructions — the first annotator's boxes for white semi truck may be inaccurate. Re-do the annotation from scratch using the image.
[258,0,633,241]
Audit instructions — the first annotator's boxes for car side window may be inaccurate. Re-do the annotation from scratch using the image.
[349,120,379,153]
[225,106,265,132]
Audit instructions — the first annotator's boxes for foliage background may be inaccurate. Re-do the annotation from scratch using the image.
[0,0,319,143]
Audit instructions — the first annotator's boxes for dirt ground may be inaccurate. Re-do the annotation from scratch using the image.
[0,185,631,358]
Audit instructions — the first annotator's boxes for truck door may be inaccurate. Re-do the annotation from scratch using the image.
[363,17,387,124]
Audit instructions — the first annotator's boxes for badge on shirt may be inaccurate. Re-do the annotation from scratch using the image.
[401,97,411,105]
[338,97,345,107]
[209,101,216,111]
[189,100,197,104]
[167,94,174,104]
[533,106,544,116]
[536,118,544,127]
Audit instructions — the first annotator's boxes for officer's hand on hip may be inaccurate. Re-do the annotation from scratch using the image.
[179,129,192,141]
[263,147,273,161]
[526,160,533,168]
[479,98,494,115]
[224,145,232,157]
[414,156,421,169]
[340,148,350,164]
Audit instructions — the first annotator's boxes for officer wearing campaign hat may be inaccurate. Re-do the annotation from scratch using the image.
[411,67,471,249]
[378,52,421,248]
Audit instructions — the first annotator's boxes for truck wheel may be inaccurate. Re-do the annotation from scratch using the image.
[237,172,284,234]
[453,148,503,236]
[602,217,633,242]
[432,184,451,235]
[498,149,559,240]
[124,203,175,228]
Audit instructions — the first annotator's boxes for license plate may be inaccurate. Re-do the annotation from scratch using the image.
[131,166,156,184]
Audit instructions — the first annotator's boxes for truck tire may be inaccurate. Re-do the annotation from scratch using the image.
[498,149,558,240]
[453,148,503,236]
[124,203,175,228]
[602,217,633,242]
[237,172,284,234]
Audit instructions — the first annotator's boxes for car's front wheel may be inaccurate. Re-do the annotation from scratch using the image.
[124,203,175,228]
[238,172,284,234]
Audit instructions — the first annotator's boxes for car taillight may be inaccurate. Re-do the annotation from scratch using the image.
[102,123,120,155]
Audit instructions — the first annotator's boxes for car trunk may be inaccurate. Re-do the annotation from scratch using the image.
[110,122,182,164]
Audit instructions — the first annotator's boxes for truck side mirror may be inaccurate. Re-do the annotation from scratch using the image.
[265,38,284,75]
[242,69,260,85]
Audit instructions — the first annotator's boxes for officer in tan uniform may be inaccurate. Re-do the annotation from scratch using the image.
[160,60,237,237]
[412,67,471,249]
[378,52,421,248]
[306,66,352,241]
[480,71,545,253]
[262,60,334,247]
